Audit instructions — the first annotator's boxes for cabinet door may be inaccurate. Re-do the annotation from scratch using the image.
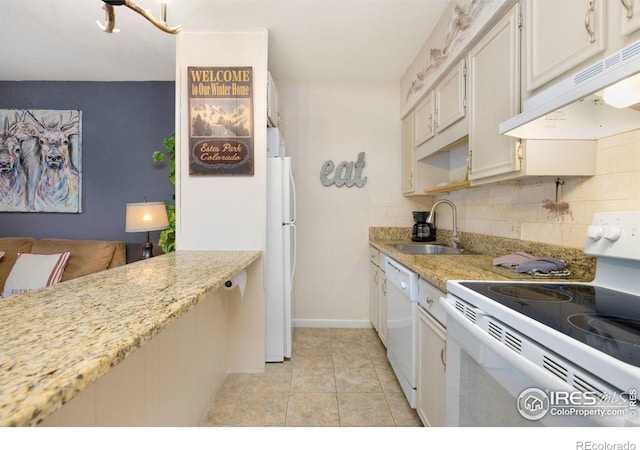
[414,91,435,146]
[369,262,380,332]
[525,0,606,91]
[417,307,446,427]
[469,4,521,182]
[620,0,640,36]
[436,59,466,132]
[402,111,416,194]
[378,274,387,346]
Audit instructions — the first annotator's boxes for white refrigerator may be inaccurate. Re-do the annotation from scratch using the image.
[266,128,296,362]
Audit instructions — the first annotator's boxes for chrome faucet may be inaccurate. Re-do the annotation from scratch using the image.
[427,199,461,248]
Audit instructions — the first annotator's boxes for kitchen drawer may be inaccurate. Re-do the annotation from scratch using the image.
[369,246,380,266]
[417,277,446,326]
[378,252,386,272]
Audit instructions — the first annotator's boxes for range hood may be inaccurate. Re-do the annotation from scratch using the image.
[500,39,640,140]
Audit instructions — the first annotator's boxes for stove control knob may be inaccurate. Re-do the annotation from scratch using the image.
[603,226,622,242]
[586,225,603,240]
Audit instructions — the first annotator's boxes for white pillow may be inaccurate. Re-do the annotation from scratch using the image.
[3,252,70,298]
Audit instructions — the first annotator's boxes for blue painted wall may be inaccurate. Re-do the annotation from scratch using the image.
[0,81,175,262]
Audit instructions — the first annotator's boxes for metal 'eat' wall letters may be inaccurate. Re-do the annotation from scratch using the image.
[320,152,367,188]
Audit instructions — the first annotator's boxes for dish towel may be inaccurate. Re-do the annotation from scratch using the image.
[515,257,571,277]
[492,251,537,268]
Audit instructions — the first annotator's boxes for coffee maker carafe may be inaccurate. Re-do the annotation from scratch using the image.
[411,211,436,242]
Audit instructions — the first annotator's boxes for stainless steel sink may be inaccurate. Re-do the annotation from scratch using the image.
[393,243,476,255]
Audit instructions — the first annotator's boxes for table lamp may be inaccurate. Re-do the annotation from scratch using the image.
[125,201,169,259]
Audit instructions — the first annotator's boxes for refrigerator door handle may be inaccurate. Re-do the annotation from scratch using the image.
[290,223,297,284]
[289,169,297,224]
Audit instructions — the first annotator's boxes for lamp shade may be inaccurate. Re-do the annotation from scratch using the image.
[125,202,169,232]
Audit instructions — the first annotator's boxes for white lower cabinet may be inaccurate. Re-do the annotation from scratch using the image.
[378,269,387,346]
[369,246,387,346]
[369,260,380,332]
[417,305,446,427]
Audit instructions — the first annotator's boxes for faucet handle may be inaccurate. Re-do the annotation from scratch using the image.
[452,228,461,248]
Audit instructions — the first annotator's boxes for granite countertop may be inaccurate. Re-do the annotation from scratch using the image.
[369,228,595,292]
[0,250,261,427]
[370,240,511,291]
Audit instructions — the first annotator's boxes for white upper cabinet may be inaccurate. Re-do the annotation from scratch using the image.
[620,0,640,36]
[524,0,606,92]
[414,91,435,146]
[469,3,596,185]
[523,0,640,97]
[469,3,521,182]
[400,1,601,195]
[435,60,467,133]
[409,59,470,196]
[414,60,467,149]
[402,111,416,194]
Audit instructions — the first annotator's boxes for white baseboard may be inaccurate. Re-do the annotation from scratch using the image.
[293,319,373,328]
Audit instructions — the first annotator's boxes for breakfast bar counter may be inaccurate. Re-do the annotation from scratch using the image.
[0,250,262,427]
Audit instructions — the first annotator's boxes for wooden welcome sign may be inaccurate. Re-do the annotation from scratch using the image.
[188,66,254,175]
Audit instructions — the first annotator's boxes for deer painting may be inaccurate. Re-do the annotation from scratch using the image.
[0,114,27,210]
[10,110,82,213]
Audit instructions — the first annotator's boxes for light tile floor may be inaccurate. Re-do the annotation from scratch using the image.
[200,327,422,427]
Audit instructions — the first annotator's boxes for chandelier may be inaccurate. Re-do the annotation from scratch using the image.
[97,0,181,34]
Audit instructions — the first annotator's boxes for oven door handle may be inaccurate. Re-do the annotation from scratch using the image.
[440,296,629,427]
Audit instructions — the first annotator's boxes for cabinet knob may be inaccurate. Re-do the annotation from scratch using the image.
[426,296,435,305]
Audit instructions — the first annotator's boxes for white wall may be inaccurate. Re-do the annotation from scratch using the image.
[174,31,267,367]
[278,81,431,327]
[176,31,268,251]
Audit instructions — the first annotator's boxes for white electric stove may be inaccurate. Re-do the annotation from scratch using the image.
[442,211,640,427]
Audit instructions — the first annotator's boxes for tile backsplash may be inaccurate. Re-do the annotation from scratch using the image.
[429,129,640,249]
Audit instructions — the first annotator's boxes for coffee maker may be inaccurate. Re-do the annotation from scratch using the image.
[412,211,436,242]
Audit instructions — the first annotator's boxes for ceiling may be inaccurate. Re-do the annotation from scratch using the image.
[0,0,449,82]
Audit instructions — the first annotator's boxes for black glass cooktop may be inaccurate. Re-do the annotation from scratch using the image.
[460,282,640,367]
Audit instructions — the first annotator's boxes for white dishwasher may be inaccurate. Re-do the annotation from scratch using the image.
[385,256,419,408]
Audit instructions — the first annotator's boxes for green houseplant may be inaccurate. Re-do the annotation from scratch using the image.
[152,133,176,253]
